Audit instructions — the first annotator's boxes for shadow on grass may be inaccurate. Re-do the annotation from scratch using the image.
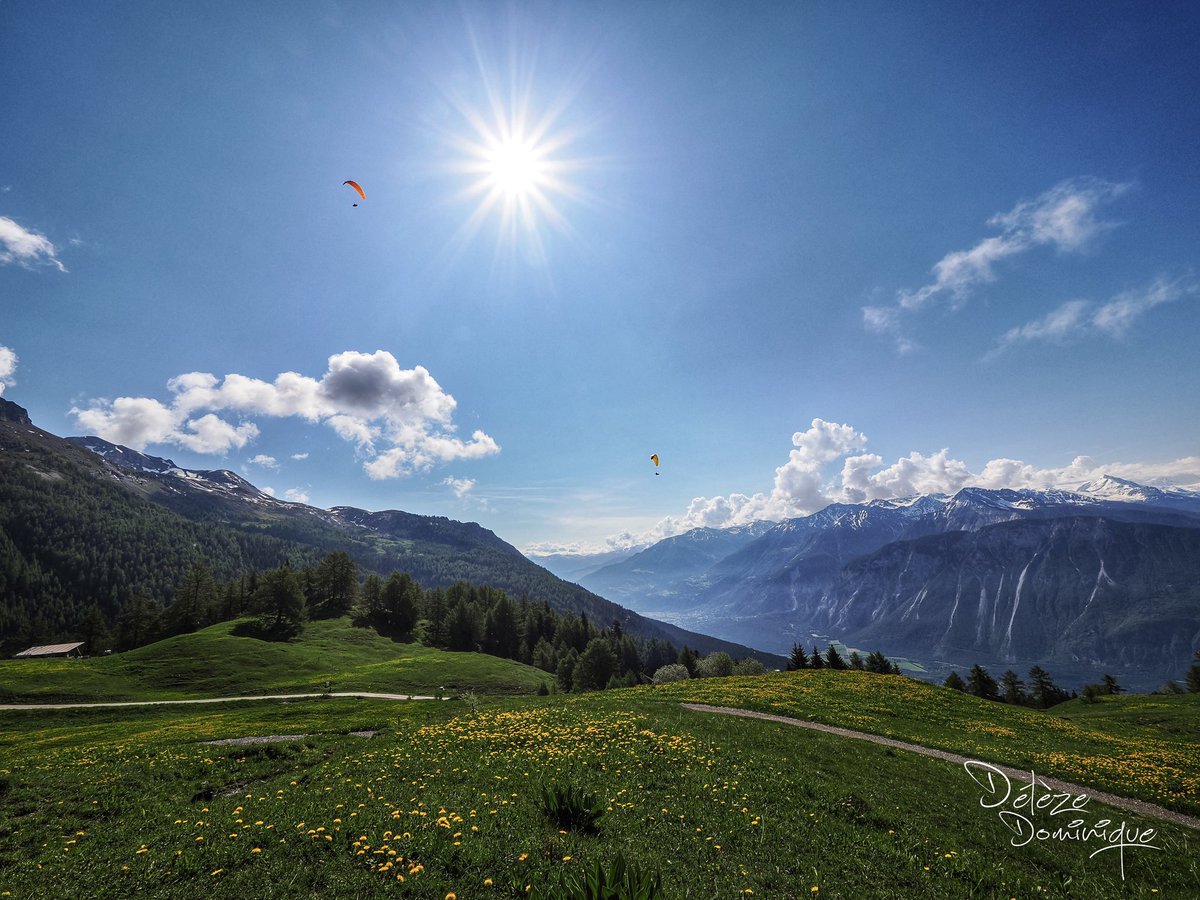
[230,619,303,642]
[349,616,419,645]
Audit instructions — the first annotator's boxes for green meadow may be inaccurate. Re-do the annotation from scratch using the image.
[655,671,1200,818]
[1,669,1197,898]
[0,619,552,703]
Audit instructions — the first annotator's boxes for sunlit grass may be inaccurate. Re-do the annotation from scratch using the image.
[0,618,552,703]
[0,686,1195,898]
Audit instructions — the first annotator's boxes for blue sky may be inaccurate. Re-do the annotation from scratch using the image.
[3,1,1198,553]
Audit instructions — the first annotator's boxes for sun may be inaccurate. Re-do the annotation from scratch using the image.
[485,135,548,200]
[450,106,579,257]
[434,65,598,271]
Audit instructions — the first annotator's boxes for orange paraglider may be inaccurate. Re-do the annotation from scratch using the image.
[650,453,660,475]
[343,180,365,207]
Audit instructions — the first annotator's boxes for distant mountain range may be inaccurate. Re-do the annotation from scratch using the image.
[525,547,640,584]
[574,480,1200,690]
[0,397,780,666]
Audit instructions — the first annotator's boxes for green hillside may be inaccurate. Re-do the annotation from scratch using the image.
[0,410,782,668]
[0,618,552,702]
[654,670,1200,817]
[0,677,1195,898]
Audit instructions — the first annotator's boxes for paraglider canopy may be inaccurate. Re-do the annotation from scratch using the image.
[343,180,365,206]
[650,453,660,474]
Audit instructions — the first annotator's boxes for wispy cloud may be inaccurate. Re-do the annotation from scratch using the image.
[70,350,501,475]
[0,345,17,396]
[864,177,1132,351]
[290,452,309,461]
[246,454,279,469]
[987,276,1197,359]
[0,216,66,271]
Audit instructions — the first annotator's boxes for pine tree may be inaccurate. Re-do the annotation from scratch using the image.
[483,594,520,659]
[1028,665,1061,708]
[573,637,618,692]
[1101,673,1122,695]
[315,552,358,618]
[825,645,847,670]
[1000,670,1026,705]
[1185,652,1200,693]
[531,637,556,672]
[168,562,217,634]
[116,595,162,651]
[864,651,893,674]
[849,651,864,670]
[384,572,419,635]
[76,603,110,655]
[788,643,808,670]
[359,573,384,624]
[966,664,999,701]
[943,671,966,691]
[677,645,699,676]
[556,648,580,692]
[809,645,825,669]
[252,566,306,633]
[446,600,480,651]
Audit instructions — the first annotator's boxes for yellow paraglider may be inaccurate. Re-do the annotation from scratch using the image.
[343,180,365,207]
[650,453,660,475]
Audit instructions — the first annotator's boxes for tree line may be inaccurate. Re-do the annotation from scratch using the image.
[46,551,764,694]
[942,663,1078,709]
[784,642,903,674]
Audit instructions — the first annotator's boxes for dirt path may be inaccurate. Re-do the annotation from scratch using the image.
[0,691,446,710]
[681,703,1200,831]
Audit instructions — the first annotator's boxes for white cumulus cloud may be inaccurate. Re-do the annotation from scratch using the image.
[0,216,66,271]
[618,419,1200,545]
[442,475,477,498]
[69,350,500,476]
[246,454,279,469]
[291,452,309,460]
[0,345,17,396]
[283,487,310,503]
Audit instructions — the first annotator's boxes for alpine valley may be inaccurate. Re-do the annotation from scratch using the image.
[0,397,779,666]
[569,479,1200,691]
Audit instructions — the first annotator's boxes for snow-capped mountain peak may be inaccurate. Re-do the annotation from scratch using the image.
[1075,473,1164,503]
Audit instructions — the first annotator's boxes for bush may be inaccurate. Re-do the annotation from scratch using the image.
[695,652,733,678]
[651,663,690,684]
[732,658,765,676]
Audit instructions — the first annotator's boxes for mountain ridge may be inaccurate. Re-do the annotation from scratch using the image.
[0,403,782,666]
[576,480,1200,689]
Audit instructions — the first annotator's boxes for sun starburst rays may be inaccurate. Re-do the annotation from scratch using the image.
[432,68,599,275]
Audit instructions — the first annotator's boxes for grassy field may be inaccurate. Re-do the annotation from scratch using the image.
[1,676,1197,898]
[0,619,552,702]
[655,670,1200,818]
